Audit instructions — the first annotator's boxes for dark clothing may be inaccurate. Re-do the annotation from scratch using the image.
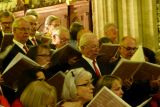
[122,80,155,107]
[108,57,159,107]
[0,31,3,46]
[71,56,109,85]
[1,85,16,104]
[26,39,35,46]
[1,44,26,70]
[26,38,40,46]
[1,44,28,104]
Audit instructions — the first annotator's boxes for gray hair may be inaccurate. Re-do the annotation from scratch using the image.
[12,17,29,29]
[54,26,70,37]
[44,15,59,27]
[78,32,97,51]
[120,36,136,46]
[62,67,92,101]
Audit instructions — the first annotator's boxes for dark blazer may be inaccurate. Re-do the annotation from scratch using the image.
[1,43,30,104]
[122,80,157,107]
[0,31,3,46]
[26,39,34,46]
[26,38,39,46]
[109,57,158,107]
[71,56,109,85]
[1,44,26,70]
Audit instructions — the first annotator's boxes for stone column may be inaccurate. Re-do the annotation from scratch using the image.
[92,0,105,38]
[91,0,159,51]
[117,0,142,44]
[141,0,158,51]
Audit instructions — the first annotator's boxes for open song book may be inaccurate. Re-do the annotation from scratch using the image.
[99,44,120,61]
[47,71,65,102]
[52,43,81,65]
[111,58,160,81]
[87,86,131,107]
[2,52,40,90]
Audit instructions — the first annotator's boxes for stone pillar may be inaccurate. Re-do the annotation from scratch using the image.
[141,0,158,51]
[92,0,105,38]
[117,0,142,44]
[91,0,159,51]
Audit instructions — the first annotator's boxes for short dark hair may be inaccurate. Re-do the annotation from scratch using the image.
[0,11,15,21]
[70,22,84,40]
[99,37,111,47]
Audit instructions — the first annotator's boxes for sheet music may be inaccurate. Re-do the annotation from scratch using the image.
[87,86,131,107]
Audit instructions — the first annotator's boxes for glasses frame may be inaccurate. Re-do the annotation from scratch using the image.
[76,79,94,87]
[122,46,137,51]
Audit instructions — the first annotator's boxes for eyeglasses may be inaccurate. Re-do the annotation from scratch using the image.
[1,22,13,25]
[30,22,37,26]
[122,46,137,51]
[15,27,30,32]
[84,44,99,49]
[77,79,94,87]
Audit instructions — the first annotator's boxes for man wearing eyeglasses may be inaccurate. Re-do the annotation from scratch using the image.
[1,17,31,70]
[112,36,159,107]
[0,11,14,34]
[71,32,109,85]
[0,17,31,104]
[109,36,137,72]
[119,36,137,60]
[0,11,15,50]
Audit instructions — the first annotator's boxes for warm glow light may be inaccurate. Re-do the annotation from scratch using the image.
[25,0,29,4]
[66,0,75,5]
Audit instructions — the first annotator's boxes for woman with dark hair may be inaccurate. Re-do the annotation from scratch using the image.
[143,47,156,63]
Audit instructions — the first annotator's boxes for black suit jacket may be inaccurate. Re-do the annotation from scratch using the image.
[71,56,109,85]
[26,39,34,46]
[26,39,39,46]
[1,44,26,70]
[0,31,3,46]
[1,44,27,104]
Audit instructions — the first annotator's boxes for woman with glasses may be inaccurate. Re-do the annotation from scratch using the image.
[59,67,94,107]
